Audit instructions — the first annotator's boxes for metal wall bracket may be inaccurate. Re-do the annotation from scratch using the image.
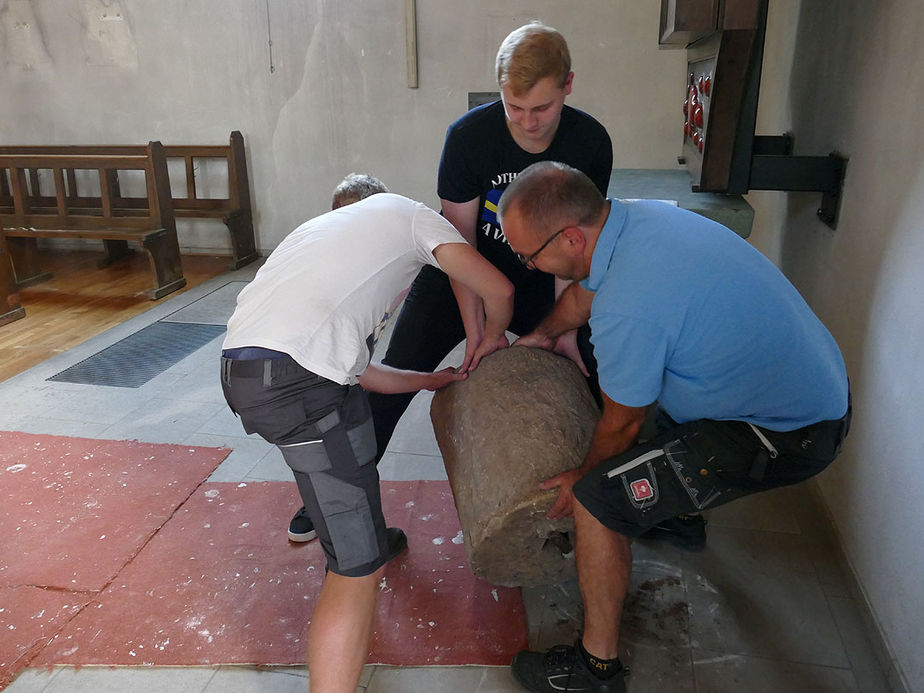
[748,149,847,228]
[752,134,793,156]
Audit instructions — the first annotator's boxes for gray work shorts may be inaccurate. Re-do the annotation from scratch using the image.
[574,402,851,537]
[220,354,390,577]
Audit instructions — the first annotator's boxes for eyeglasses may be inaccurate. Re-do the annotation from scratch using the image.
[516,227,566,268]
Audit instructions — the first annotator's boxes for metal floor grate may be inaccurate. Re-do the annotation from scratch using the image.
[48,322,226,388]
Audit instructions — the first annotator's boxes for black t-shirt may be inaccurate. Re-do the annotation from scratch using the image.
[437,101,613,327]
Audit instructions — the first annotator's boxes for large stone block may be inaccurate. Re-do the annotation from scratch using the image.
[430,347,600,587]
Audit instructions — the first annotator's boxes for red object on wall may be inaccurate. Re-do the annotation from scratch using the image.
[693,105,704,127]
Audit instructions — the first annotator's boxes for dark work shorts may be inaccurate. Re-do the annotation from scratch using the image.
[573,402,851,537]
[220,354,389,577]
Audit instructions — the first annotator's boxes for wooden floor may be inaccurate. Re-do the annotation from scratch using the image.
[0,248,232,383]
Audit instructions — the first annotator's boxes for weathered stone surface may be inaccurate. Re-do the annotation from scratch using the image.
[430,347,600,587]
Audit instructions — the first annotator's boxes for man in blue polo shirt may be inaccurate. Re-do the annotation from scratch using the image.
[497,162,850,693]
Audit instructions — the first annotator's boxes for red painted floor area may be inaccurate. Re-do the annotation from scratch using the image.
[373,482,528,665]
[0,431,527,679]
[0,431,230,688]
[34,481,528,669]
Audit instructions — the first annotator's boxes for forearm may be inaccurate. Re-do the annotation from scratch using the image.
[481,291,514,342]
[534,283,592,342]
[432,242,514,340]
[442,198,488,340]
[550,276,580,345]
[580,421,638,475]
[449,279,485,340]
[578,396,648,475]
[357,364,432,394]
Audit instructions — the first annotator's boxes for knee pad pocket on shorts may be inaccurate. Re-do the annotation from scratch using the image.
[346,417,376,466]
[335,385,376,466]
[278,423,375,473]
[278,439,330,473]
[610,458,663,511]
[310,471,379,573]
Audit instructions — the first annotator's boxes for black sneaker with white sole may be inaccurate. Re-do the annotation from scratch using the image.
[639,513,706,551]
[511,641,626,693]
[287,506,318,543]
[384,527,408,562]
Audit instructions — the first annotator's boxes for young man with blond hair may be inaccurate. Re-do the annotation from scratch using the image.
[368,21,613,464]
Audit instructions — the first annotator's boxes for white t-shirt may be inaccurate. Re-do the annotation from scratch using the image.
[224,193,467,385]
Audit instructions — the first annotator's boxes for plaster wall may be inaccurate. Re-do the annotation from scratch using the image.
[0,0,685,252]
[749,2,924,690]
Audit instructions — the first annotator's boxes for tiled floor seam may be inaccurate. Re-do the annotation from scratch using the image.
[9,448,230,684]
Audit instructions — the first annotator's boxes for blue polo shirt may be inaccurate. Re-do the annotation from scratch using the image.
[581,200,848,431]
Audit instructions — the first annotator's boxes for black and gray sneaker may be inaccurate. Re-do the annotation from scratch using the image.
[511,641,626,693]
[639,513,706,551]
[384,527,408,562]
[287,506,318,543]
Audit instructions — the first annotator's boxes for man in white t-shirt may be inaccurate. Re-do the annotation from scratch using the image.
[221,188,513,692]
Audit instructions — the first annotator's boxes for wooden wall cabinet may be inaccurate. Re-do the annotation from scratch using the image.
[660,1,762,47]
[659,0,719,46]
[660,0,847,228]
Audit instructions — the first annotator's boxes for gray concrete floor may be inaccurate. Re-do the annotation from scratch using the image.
[1,264,892,692]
